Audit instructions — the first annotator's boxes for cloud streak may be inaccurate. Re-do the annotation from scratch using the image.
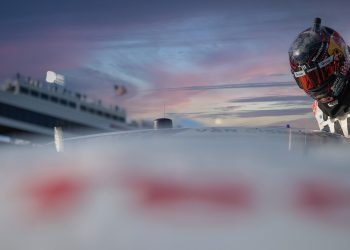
[231,95,310,103]
[235,108,311,118]
[168,107,311,119]
[162,82,295,91]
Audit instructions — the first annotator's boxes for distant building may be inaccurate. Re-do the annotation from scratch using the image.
[0,74,133,143]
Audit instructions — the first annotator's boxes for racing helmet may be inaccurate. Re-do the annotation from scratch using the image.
[289,18,350,103]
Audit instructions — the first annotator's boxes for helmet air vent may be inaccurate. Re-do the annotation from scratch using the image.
[313,17,322,32]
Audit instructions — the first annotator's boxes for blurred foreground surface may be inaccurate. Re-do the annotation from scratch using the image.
[1,127,350,250]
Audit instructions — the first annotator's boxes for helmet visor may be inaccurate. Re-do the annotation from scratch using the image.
[294,55,336,91]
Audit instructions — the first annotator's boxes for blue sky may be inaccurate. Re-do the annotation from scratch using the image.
[1,0,350,128]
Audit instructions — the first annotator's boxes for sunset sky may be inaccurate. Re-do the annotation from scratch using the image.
[1,0,350,128]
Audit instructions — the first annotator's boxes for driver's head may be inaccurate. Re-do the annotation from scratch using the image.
[289,18,350,104]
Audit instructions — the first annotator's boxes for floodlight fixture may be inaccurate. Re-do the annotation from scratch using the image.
[46,71,65,86]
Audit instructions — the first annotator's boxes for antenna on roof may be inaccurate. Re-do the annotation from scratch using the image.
[287,124,292,151]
